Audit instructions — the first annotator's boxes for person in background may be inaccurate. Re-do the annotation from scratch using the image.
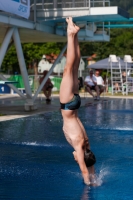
[94,69,105,98]
[122,71,126,84]
[27,62,35,92]
[78,77,84,90]
[122,71,128,93]
[32,59,40,92]
[103,75,108,93]
[59,17,96,185]
[114,81,121,93]
[84,70,100,100]
[39,70,53,102]
[27,62,34,75]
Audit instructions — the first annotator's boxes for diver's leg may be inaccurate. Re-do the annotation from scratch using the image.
[60,17,80,103]
[60,18,90,185]
[73,32,80,94]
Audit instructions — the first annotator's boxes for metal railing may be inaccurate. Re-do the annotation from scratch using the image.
[30,0,110,10]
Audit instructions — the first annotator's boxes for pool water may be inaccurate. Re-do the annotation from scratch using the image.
[0,98,133,200]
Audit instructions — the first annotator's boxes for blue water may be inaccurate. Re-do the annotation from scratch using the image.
[0,98,133,200]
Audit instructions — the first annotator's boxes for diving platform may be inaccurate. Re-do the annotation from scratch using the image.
[0,2,129,43]
[31,6,129,23]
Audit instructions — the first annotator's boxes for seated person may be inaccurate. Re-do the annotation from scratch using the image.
[114,82,121,93]
[122,71,129,92]
[84,70,100,100]
[103,75,108,93]
[78,77,84,90]
[94,69,105,96]
[39,70,53,102]
[27,62,34,75]
[122,71,126,84]
[113,76,121,93]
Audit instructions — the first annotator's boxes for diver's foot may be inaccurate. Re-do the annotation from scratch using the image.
[66,17,80,35]
[73,151,78,163]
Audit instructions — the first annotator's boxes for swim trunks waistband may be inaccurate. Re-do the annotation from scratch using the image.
[60,94,81,110]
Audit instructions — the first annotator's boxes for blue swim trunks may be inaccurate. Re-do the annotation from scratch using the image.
[60,94,81,110]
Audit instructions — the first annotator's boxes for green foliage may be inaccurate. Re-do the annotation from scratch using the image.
[110,0,133,16]
[95,29,133,59]
[1,0,133,74]
[22,42,65,64]
[1,28,133,73]
[1,28,133,74]
[1,45,19,73]
[0,113,6,116]
[1,42,65,73]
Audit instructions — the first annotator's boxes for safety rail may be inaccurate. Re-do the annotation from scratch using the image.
[30,0,110,10]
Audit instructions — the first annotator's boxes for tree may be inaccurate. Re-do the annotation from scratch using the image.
[1,42,65,73]
[1,28,133,73]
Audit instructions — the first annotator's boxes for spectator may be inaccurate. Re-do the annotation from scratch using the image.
[39,70,53,102]
[32,59,40,92]
[114,81,121,93]
[78,77,84,90]
[103,75,109,93]
[27,62,34,75]
[84,70,100,100]
[113,72,126,93]
[122,71,126,83]
[94,70,105,97]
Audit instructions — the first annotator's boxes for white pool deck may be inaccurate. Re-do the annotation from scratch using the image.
[0,93,132,122]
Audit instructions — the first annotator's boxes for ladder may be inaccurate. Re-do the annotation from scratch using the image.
[108,55,123,95]
[123,55,133,95]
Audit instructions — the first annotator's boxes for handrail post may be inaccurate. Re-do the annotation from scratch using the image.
[42,0,44,9]
[54,0,57,8]
[34,0,36,23]
[89,0,90,8]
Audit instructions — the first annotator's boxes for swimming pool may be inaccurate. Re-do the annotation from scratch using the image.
[0,98,133,200]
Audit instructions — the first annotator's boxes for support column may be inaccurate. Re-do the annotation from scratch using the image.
[13,28,32,99]
[34,0,37,23]
[33,44,67,102]
[0,28,26,99]
[13,28,37,111]
[0,28,14,68]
